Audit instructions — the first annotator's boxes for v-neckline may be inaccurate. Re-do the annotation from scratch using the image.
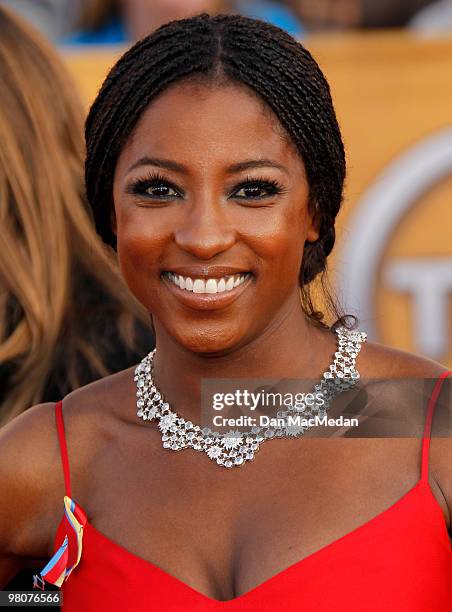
[79,480,433,605]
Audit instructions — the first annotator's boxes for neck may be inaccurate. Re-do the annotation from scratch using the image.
[150,294,336,423]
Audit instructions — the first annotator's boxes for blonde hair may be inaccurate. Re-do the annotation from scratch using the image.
[0,6,149,425]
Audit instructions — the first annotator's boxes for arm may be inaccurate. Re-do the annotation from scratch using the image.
[0,402,61,588]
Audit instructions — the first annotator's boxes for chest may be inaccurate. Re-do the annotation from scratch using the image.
[79,434,424,601]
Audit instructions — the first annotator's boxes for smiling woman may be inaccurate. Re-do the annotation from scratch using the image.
[86,16,351,353]
[0,12,451,612]
[111,80,326,351]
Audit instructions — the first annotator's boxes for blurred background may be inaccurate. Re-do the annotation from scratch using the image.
[2,0,452,43]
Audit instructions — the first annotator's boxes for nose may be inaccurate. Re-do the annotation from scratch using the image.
[173,198,236,260]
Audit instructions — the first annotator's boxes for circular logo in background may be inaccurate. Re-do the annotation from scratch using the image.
[338,127,452,364]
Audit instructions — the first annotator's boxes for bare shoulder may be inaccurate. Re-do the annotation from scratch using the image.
[0,366,137,561]
[50,365,138,485]
[61,364,137,429]
[359,338,452,530]
[53,365,139,492]
[358,337,448,379]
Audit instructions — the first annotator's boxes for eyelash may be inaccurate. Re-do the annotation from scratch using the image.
[126,172,287,202]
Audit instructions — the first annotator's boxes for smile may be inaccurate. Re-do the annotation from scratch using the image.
[162,272,252,294]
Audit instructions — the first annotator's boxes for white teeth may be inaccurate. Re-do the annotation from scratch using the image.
[205,279,217,294]
[193,279,205,293]
[164,273,250,294]
[225,277,234,291]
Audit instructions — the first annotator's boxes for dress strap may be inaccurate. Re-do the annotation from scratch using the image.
[34,400,87,590]
[55,400,72,498]
[420,371,452,483]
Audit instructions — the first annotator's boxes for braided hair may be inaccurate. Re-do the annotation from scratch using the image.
[85,12,356,331]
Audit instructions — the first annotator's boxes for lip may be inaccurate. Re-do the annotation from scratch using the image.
[161,272,254,311]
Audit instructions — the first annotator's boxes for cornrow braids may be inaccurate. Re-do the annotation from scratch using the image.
[85,12,357,331]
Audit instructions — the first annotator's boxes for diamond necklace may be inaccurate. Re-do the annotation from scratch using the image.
[135,326,367,468]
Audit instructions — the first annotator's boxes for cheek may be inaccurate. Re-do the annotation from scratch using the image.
[115,208,168,303]
[245,206,307,280]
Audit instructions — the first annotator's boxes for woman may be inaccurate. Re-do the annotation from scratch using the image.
[0,13,450,611]
[0,5,154,428]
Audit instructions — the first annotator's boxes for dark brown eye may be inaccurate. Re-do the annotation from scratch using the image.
[235,185,268,198]
[231,177,286,200]
[143,183,179,198]
[127,172,182,199]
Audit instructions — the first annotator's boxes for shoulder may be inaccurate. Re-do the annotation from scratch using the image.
[48,366,139,490]
[358,337,452,531]
[320,324,447,378]
[357,337,448,379]
[0,366,137,559]
[61,365,137,427]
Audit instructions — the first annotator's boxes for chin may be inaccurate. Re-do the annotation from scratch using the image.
[171,324,247,356]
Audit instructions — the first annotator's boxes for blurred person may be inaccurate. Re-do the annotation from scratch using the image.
[67,0,228,43]
[287,0,362,29]
[287,0,437,30]
[64,0,123,43]
[120,0,226,39]
[362,0,438,27]
[66,0,303,43]
[0,4,154,429]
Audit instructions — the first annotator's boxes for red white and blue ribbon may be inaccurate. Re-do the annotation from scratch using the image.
[36,496,86,588]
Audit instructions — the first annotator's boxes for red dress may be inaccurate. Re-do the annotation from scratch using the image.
[39,372,452,611]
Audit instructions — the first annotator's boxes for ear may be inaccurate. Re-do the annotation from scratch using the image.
[306,201,321,243]
[306,225,320,243]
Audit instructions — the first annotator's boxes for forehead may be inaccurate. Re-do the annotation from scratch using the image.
[116,80,302,173]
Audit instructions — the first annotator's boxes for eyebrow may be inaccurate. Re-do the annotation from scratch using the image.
[126,157,288,175]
